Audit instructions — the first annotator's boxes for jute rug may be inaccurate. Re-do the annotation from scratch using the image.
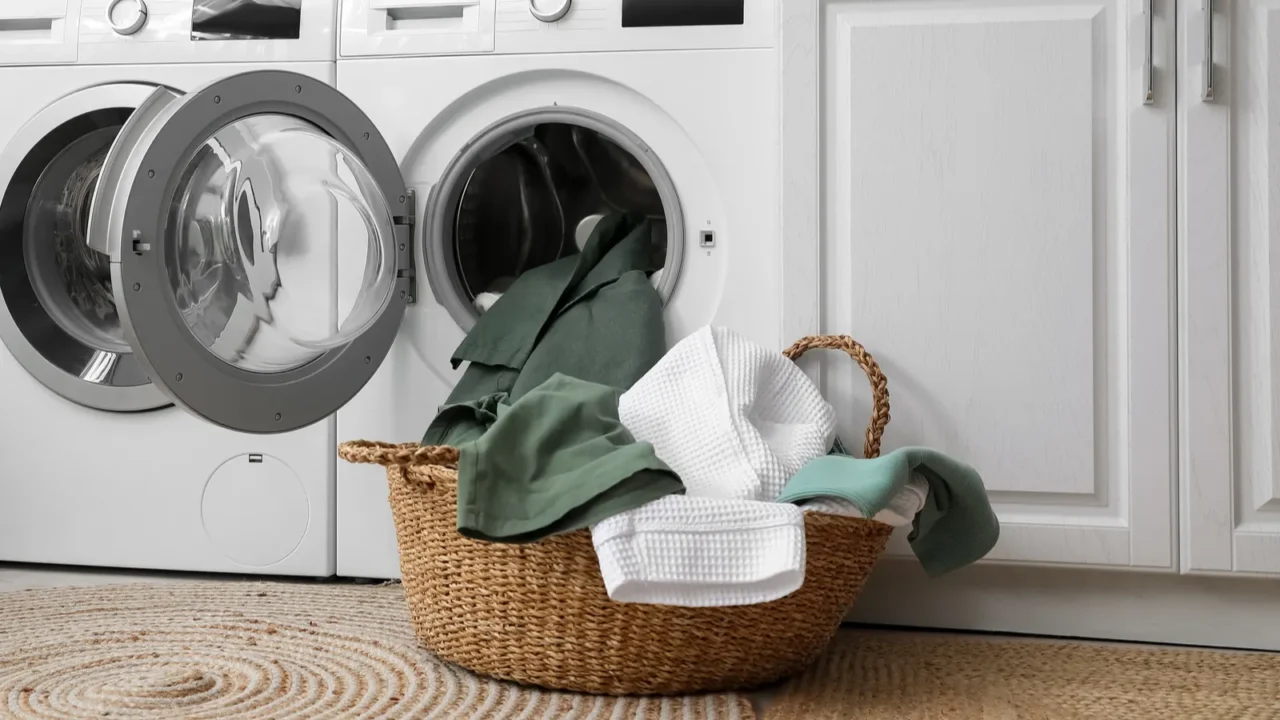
[765,628,1280,719]
[0,582,752,719]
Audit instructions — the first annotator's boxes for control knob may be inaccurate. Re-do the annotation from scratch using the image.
[529,0,571,23]
[107,0,149,36]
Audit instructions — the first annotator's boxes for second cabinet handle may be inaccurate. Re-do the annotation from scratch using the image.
[1143,0,1155,104]
[1202,0,1215,101]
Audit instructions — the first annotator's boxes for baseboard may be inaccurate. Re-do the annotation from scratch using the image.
[847,559,1280,652]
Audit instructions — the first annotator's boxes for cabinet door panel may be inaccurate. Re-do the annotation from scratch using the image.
[1181,0,1280,576]
[820,0,1174,568]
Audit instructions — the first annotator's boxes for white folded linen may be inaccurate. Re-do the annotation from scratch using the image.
[592,326,836,606]
[592,495,806,607]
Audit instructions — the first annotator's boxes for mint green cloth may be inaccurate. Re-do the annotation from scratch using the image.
[776,448,999,576]
[456,374,683,543]
[422,212,664,446]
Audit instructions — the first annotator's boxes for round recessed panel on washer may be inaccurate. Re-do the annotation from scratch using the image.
[201,453,309,567]
[91,71,412,433]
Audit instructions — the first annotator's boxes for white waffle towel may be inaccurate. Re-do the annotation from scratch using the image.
[618,326,835,500]
[591,496,806,607]
[591,326,836,606]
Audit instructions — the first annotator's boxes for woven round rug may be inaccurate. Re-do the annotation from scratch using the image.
[765,629,1280,719]
[0,582,752,719]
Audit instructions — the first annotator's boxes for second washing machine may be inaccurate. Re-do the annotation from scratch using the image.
[333,0,785,578]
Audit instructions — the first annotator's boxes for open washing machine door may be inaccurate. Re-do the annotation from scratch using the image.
[85,70,414,433]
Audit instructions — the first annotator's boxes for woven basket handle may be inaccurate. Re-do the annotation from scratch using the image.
[783,335,890,460]
[338,440,460,467]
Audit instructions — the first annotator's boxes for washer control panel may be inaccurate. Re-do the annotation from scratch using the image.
[339,0,773,58]
[493,0,771,54]
[0,0,332,67]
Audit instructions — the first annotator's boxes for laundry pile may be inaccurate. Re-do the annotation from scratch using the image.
[424,213,999,607]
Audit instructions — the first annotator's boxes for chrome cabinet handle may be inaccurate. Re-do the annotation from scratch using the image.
[1143,0,1155,105]
[1202,0,1215,101]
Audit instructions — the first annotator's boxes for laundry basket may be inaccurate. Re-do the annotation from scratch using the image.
[338,335,894,696]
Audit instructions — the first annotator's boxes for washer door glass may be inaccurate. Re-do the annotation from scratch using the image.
[0,84,170,411]
[424,108,685,333]
[167,114,395,373]
[87,71,412,433]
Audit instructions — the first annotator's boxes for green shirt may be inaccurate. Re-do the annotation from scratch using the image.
[423,212,665,447]
[456,374,683,543]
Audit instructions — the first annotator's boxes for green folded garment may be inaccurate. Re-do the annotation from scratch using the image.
[456,374,684,544]
[422,212,665,447]
[513,270,663,401]
[776,448,1000,576]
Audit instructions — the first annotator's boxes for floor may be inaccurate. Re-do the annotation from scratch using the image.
[0,562,784,708]
[3,561,1256,717]
[0,562,335,592]
[3,563,1238,656]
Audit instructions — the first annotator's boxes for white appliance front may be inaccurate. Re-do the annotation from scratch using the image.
[0,0,781,579]
[333,48,781,579]
[0,61,342,575]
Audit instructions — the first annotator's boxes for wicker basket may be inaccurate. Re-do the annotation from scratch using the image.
[338,335,894,696]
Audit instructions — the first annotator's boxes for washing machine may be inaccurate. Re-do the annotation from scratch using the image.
[0,0,348,575]
[333,0,783,578]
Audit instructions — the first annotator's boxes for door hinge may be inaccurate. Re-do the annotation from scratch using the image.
[394,188,417,305]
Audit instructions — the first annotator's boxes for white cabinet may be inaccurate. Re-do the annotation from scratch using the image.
[777,0,1280,648]
[798,0,1176,569]
[1180,0,1280,575]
